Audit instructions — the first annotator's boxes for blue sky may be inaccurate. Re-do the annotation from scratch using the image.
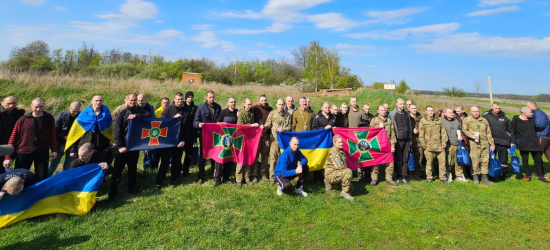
[1,0,549,95]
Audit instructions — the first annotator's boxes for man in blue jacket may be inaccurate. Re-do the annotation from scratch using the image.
[193,90,222,184]
[527,101,550,163]
[274,137,309,197]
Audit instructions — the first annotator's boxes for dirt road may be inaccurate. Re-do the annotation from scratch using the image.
[428,97,550,116]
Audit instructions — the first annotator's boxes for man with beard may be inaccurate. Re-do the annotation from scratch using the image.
[252,95,273,182]
[292,96,314,132]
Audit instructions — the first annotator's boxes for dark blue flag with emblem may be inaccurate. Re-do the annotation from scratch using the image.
[126,118,181,151]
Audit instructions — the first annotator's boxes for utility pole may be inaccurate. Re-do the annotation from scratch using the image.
[487,76,493,104]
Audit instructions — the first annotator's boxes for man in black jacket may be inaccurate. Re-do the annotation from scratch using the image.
[312,102,335,130]
[47,101,81,176]
[109,93,149,201]
[0,96,25,173]
[482,103,515,180]
[181,91,198,177]
[389,98,413,184]
[193,90,222,184]
[137,94,156,170]
[156,92,187,189]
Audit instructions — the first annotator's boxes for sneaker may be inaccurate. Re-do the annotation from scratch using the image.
[402,178,411,184]
[197,179,204,185]
[441,179,451,184]
[246,180,254,185]
[261,175,269,182]
[537,177,550,183]
[427,179,433,183]
[523,177,531,182]
[252,177,259,184]
[340,192,354,201]
[455,175,468,183]
[324,179,332,191]
[294,187,308,197]
[396,179,403,184]
[369,179,378,186]
[236,182,242,187]
[276,186,283,196]
[447,173,453,182]
[386,179,398,186]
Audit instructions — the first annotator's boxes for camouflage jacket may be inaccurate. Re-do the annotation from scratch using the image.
[325,147,348,174]
[370,115,396,146]
[419,115,448,152]
[292,108,314,132]
[237,109,255,125]
[264,110,292,141]
[462,116,495,148]
[409,114,422,144]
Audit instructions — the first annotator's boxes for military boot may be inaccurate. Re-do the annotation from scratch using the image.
[473,175,480,184]
[481,174,494,186]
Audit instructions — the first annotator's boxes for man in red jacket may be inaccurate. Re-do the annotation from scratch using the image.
[3,98,57,181]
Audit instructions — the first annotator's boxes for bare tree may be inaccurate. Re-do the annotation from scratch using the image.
[291,44,309,70]
[473,81,484,97]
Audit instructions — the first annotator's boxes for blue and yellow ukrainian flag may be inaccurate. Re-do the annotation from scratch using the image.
[0,164,105,228]
[277,129,333,171]
[65,104,114,152]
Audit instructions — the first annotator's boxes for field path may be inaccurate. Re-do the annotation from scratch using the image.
[430,97,550,116]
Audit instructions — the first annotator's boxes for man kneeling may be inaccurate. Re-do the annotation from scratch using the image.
[325,135,354,201]
[274,137,309,197]
[0,168,37,200]
[70,143,111,172]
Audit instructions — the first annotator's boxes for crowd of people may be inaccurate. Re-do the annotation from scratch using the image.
[1,91,549,202]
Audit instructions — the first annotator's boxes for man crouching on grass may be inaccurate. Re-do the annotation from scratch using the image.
[274,137,309,197]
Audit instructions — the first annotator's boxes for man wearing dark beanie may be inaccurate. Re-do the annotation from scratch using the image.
[181,91,198,177]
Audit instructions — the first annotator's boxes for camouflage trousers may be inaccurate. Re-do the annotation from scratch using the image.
[325,168,353,193]
[236,164,252,183]
[411,143,424,177]
[425,150,446,180]
[446,144,464,177]
[269,140,281,182]
[253,134,270,179]
[470,145,489,175]
[371,162,394,181]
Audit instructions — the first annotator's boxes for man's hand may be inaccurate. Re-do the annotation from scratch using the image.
[119,147,127,153]
[391,147,395,153]
[296,165,303,174]
[442,144,446,149]
[3,160,12,168]
[260,125,264,129]
[127,114,136,120]
[413,128,418,134]
[325,125,332,129]
[174,114,182,118]
[379,123,384,128]
[0,192,4,201]
[69,152,76,158]
[99,162,109,170]
[277,128,283,133]
[471,134,479,140]
[177,141,185,148]
[199,122,204,128]
[251,123,259,127]
[490,147,495,152]
[51,152,58,160]
[511,143,515,147]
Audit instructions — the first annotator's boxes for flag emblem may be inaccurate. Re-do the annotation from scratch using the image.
[213,127,243,158]
[348,131,380,163]
[141,121,168,146]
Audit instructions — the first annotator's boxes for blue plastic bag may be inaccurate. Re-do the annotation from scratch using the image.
[456,141,471,166]
[489,150,503,177]
[408,149,415,171]
[510,152,521,174]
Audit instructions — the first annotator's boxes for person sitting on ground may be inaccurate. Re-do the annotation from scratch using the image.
[324,135,354,201]
[0,168,37,200]
[274,137,309,197]
[69,142,111,173]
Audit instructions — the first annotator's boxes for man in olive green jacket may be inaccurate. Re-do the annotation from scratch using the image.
[419,106,449,183]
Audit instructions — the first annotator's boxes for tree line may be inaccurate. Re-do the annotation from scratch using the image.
[1,40,363,90]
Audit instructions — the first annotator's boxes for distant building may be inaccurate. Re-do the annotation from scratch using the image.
[182,72,202,85]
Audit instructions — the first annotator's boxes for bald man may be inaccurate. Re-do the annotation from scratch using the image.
[4,98,57,181]
[236,98,261,186]
[274,137,309,197]
[0,96,25,173]
[137,94,156,170]
[47,101,81,176]
[463,106,495,186]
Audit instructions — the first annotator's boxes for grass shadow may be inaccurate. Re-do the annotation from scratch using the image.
[0,233,91,250]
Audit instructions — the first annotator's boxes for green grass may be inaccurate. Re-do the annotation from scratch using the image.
[2,75,550,249]
[456,98,550,111]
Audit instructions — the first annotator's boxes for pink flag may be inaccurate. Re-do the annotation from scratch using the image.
[333,127,394,170]
[202,123,262,165]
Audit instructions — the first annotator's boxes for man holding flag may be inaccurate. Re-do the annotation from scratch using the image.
[275,137,309,197]
[110,93,150,200]
[264,98,292,185]
[252,95,273,182]
[369,105,397,186]
[194,91,222,185]
[236,98,261,186]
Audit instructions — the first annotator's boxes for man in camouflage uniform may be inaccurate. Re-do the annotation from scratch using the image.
[324,135,354,201]
[463,106,495,185]
[264,98,292,185]
[409,104,424,180]
[419,106,449,183]
[252,95,273,182]
[292,96,314,132]
[236,98,261,186]
[369,105,397,186]
[442,108,468,183]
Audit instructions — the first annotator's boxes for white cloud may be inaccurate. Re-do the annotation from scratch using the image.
[410,33,550,58]
[478,0,523,6]
[364,7,429,25]
[306,13,358,31]
[191,31,235,51]
[217,10,262,19]
[335,44,376,50]
[223,23,292,34]
[262,0,332,22]
[54,6,67,11]
[256,42,276,48]
[335,43,377,56]
[346,22,460,40]
[191,24,215,30]
[466,6,520,16]
[155,20,164,23]
[68,21,135,35]
[21,0,45,6]
[544,12,550,16]
[155,29,184,39]
[96,0,158,20]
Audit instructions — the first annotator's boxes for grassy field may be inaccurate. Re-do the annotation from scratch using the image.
[1,72,550,249]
